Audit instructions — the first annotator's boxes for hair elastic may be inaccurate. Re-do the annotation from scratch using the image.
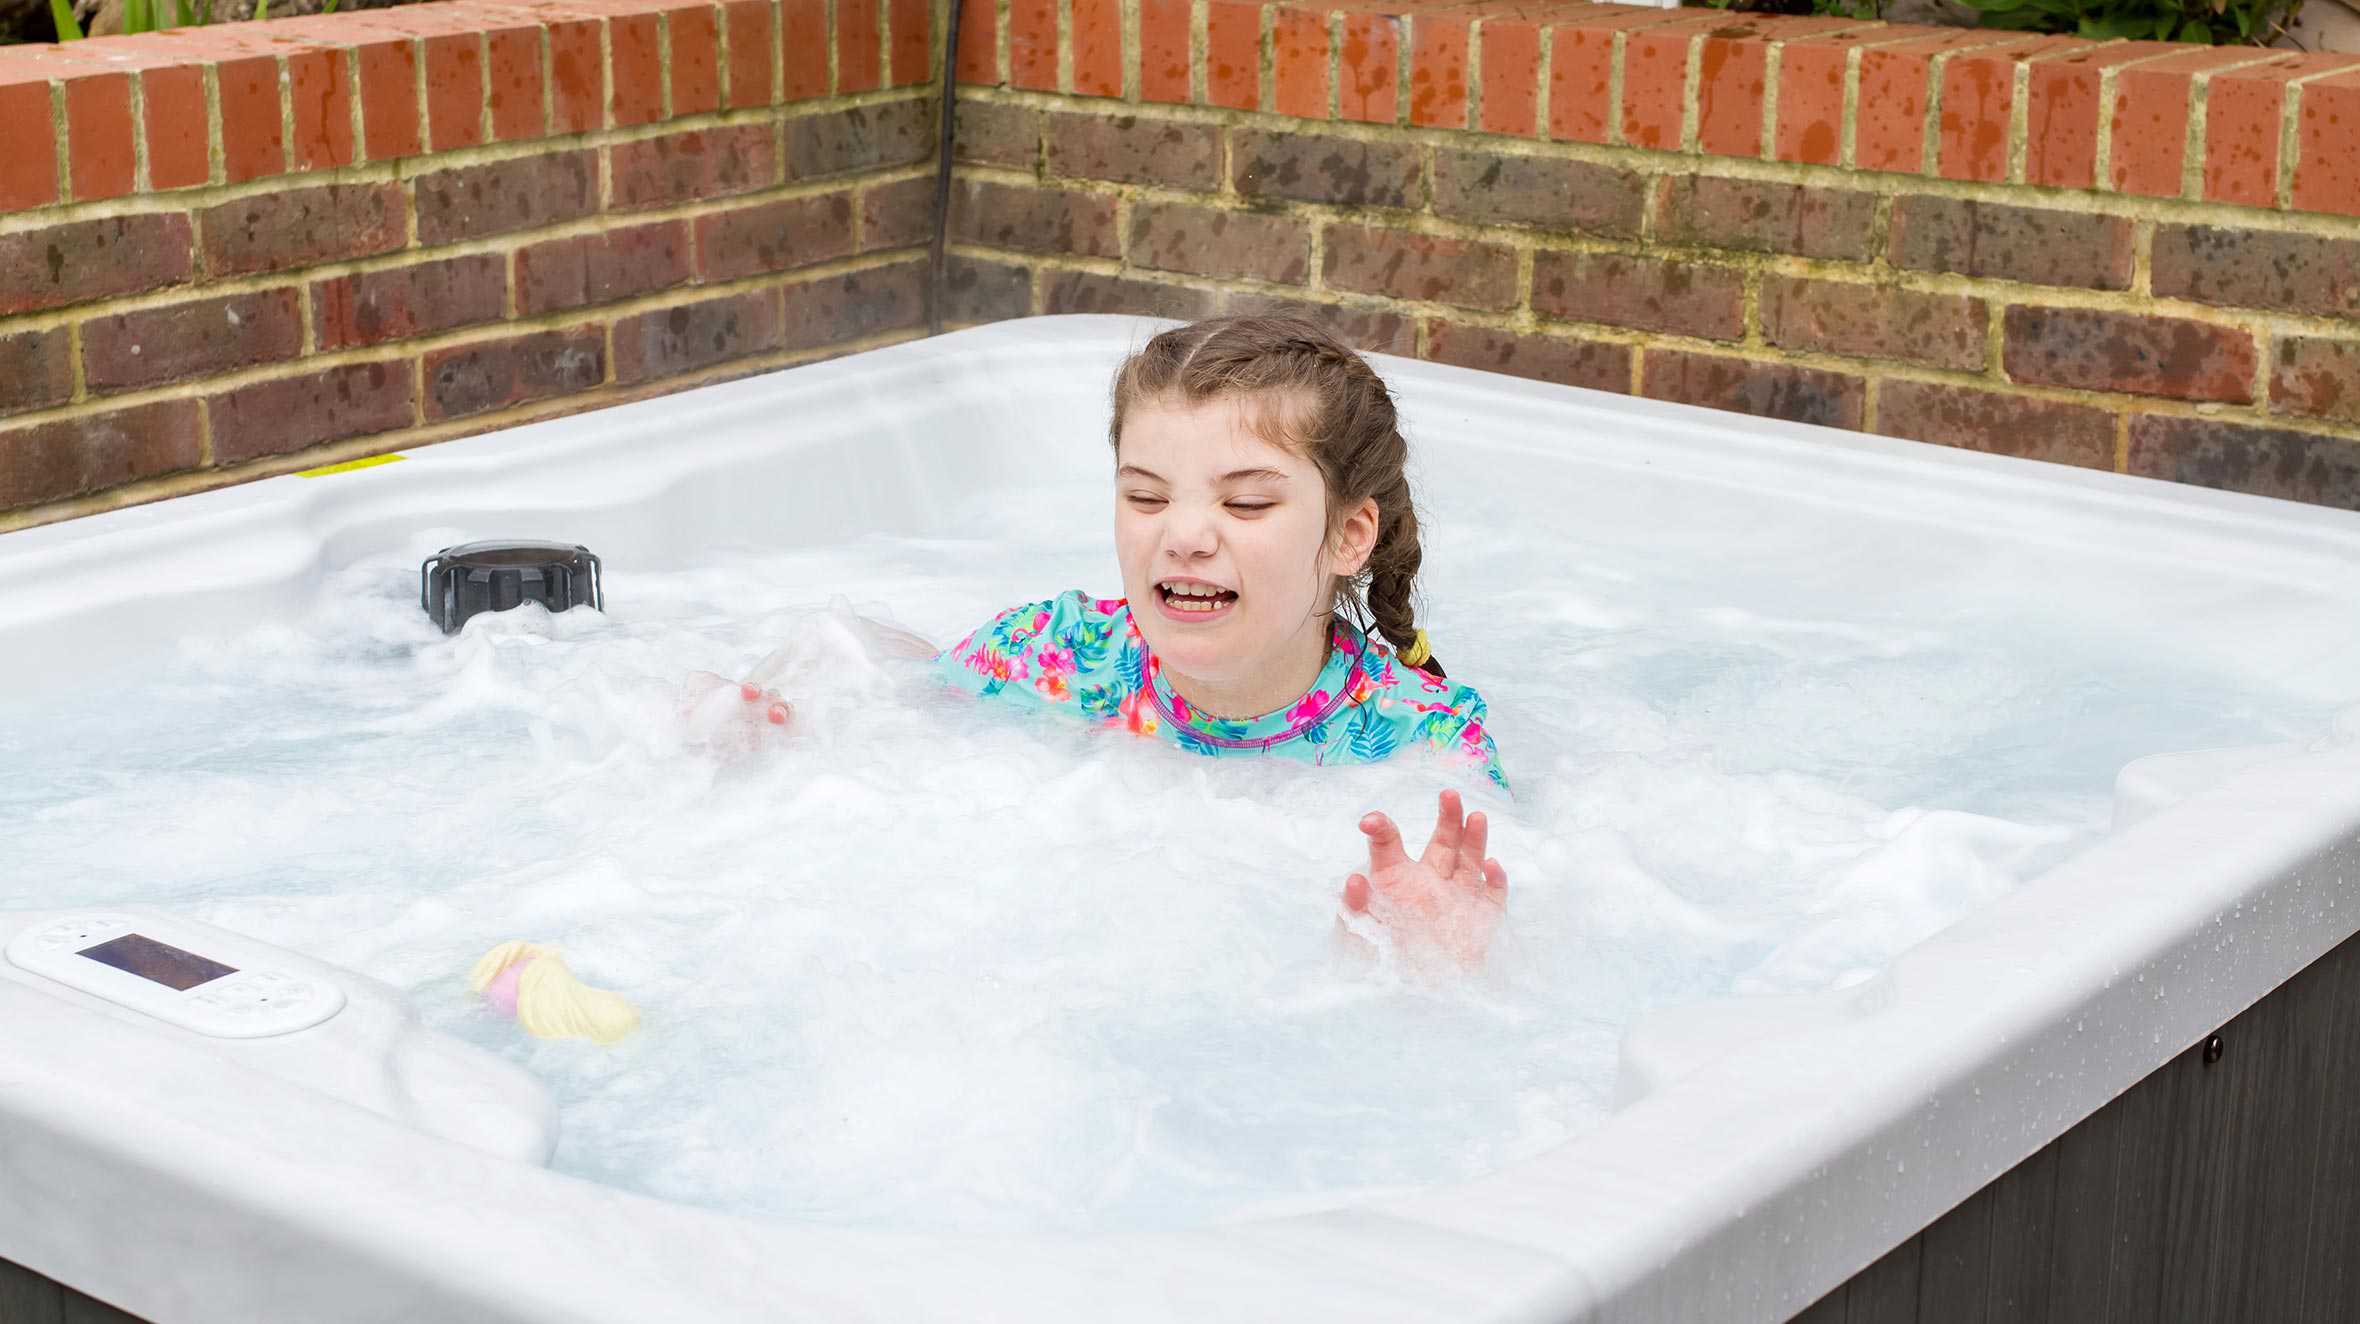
[1398,629,1433,667]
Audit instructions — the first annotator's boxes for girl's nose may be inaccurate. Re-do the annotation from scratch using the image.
[1160,509,1218,560]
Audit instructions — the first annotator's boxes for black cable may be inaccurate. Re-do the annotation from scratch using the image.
[927,0,963,336]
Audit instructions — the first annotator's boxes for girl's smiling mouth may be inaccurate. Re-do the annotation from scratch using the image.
[1156,577,1239,620]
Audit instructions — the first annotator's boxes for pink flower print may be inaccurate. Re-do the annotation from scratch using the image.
[1035,647,1076,677]
[1034,671,1071,702]
[1094,597,1124,615]
[1457,719,1487,753]
[1117,689,1159,736]
[1345,672,1375,707]
[1418,672,1449,694]
[1288,689,1331,725]
[1031,609,1052,632]
[1167,690,1193,723]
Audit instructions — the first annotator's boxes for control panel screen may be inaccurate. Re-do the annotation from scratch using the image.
[77,933,238,991]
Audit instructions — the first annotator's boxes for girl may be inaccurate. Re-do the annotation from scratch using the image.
[716,316,1511,966]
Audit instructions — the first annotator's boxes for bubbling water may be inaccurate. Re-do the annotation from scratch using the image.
[0,499,2336,1233]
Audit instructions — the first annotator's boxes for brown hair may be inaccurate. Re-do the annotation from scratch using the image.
[1107,315,1444,677]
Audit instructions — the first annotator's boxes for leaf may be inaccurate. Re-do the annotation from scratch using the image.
[253,0,267,21]
[1346,707,1397,762]
[49,0,84,39]
[322,0,338,13]
[123,0,153,33]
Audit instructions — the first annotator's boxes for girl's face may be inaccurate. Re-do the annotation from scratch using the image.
[1114,393,1378,711]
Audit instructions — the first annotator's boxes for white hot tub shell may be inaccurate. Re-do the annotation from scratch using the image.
[2,315,2357,1323]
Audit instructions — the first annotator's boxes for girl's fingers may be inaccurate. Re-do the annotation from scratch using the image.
[1341,874,1372,914]
[740,683,762,702]
[1359,813,1411,874]
[766,702,791,726]
[1424,789,1465,868]
[1460,810,1490,881]
[1483,859,1508,894]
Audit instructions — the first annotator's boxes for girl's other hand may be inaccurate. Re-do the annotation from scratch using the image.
[1340,789,1508,969]
[679,670,794,754]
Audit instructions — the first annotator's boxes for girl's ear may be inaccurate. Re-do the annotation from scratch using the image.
[1330,496,1381,576]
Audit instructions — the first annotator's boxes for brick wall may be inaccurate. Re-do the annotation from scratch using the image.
[6,0,2360,531]
[0,0,937,530]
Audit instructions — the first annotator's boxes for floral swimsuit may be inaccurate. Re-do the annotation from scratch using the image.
[932,590,1509,794]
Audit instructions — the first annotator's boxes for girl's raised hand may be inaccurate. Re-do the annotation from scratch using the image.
[679,670,794,755]
[1340,789,1509,969]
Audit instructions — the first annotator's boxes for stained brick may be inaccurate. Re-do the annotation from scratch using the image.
[726,0,776,107]
[1275,8,1331,121]
[2025,42,2179,192]
[1641,349,1865,429]
[421,32,485,151]
[1043,270,1219,319]
[1761,276,1985,371]
[2106,48,2263,198]
[2004,306,2256,403]
[1425,321,1629,393]
[413,152,596,245]
[669,5,722,115]
[1207,0,1260,111]
[313,254,508,351]
[943,253,1034,323]
[1478,18,1541,137]
[1222,294,1413,354]
[1232,130,1422,209]
[2295,69,2360,217]
[82,288,303,393]
[423,327,606,421]
[780,262,927,351]
[1620,21,1697,151]
[1653,175,1875,260]
[142,63,211,189]
[2128,414,2360,509]
[610,125,780,210]
[783,0,830,99]
[1887,196,2133,291]
[860,175,938,251]
[1876,380,2114,470]
[2271,336,2360,424]
[1071,0,1121,96]
[1009,0,1056,90]
[1533,251,1744,340]
[1324,225,1517,310]
[0,400,201,508]
[210,361,416,463]
[1774,29,1917,167]
[950,180,1119,257]
[613,290,784,383]
[1410,13,1471,130]
[2202,54,2353,209]
[838,0,883,92]
[955,0,997,83]
[1048,113,1221,189]
[0,328,73,415]
[611,12,665,125]
[1938,38,2086,183]
[1130,202,1311,285]
[1857,33,2016,175]
[216,54,285,184]
[696,194,858,281]
[64,70,136,201]
[1692,21,1777,160]
[287,49,358,171]
[1433,150,1644,238]
[485,24,545,142]
[1139,0,1191,104]
[1339,12,1399,124]
[547,15,604,132]
[2151,224,2360,318]
[514,220,694,316]
[958,101,1042,168]
[0,78,55,210]
[358,36,424,160]
[789,99,937,178]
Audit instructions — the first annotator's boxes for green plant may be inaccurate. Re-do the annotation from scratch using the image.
[50,0,331,39]
[1959,0,2300,42]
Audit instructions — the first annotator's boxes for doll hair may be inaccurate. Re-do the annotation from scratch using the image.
[469,941,640,1047]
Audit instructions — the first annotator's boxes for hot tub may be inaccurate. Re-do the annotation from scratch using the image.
[3,315,2356,1323]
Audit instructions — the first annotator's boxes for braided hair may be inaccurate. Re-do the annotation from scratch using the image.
[1108,315,1444,677]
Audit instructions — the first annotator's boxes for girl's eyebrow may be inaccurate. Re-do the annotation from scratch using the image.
[1116,465,1291,484]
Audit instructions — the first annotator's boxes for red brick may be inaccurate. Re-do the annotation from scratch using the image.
[0,80,56,211]
[1548,7,1696,146]
[1760,275,1985,371]
[515,220,694,314]
[892,0,933,86]
[613,288,784,382]
[479,26,543,142]
[1887,195,2133,291]
[1652,175,1875,260]
[2129,414,2360,509]
[950,179,1120,256]
[1223,293,1411,352]
[1939,37,2083,183]
[955,0,998,83]
[1620,22,1695,151]
[958,100,1040,167]
[1006,0,1057,89]
[696,193,857,280]
[2023,42,2176,191]
[1130,200,1312,284]
[723,0,775,106]
[81,288,302,394]
[1410,13,1470,130]
[1477,17,1540,137]
[783,0,830,98]
[858,174,935,250]
[2270,335,2360,423]
[2004,305,2257,403]
[210,361,417,464]
[357,37,423,160]
[2108,48,2268,199]
[1049,112,1220,189]
[313,254,508,351]
[413,152,596,245]
[1207,0,1260,111]
[1534,250,1744,339]
[280,50,355,173]
[611,124,780,210]
[1339,12,1398,124]
[779,260,926,351]
[0,328,74,415]
[2203,54,2352,209]
[1232,128,1421,207]
[0,400,201,509]
[2295,70,2360,217]
[1425,320,1629,393]
[423,33,485,151]
[424,327,606,421]
[1641,348,1865,429]
[1433,149,1644,237]
[2152,224,2360,318]
[787,99,934,177]
[1324,224,1516,309]
[140,64,210,189]
[200,183,406,277]
[538,17,600,132]
[1141,0,1192,104]
[218,54,286,184]
[839,0,883,91]
[943,253,1034,323]
[1693,26,1764,159]
[1773,29,1912,167]
[1857,33,2010,175]
[1276,8,1331,120]
[59,71,132,203]
[0,214,194,314]
[668,5,722,114]
[1875,380,2114,470]
[1057,0,1114,96]
[1042,269,1219,319]
[612,11,666,125]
